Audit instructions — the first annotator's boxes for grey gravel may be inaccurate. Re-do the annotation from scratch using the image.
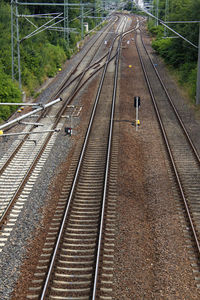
[0,129,73,299]
[0,29,102,299]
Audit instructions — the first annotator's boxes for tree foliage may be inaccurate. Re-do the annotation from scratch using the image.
[0,0,104,121]
[0,66,21,122]
[149,0,200,100]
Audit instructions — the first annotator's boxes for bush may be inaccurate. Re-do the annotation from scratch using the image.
[178,63,197,99]
[41,43,66,77]
[0,0,101,120]
[152,38,172,57]
[149,25,164,39]
[149,19,197,102]
[0,69,21,122]
[178,62,196,84]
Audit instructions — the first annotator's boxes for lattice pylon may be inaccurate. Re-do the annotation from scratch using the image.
[11,0,21,89]
[64,0,69,43]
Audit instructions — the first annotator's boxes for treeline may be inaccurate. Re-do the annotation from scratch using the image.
[0,0,104,122]
[148,0,200,101]
[0,1,20,121]
[123,0,140,13]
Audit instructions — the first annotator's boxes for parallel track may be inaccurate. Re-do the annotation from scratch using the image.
[135,26,200,270]
[26,15,131,300]
[0,17,127,263]
[0,16,117,171]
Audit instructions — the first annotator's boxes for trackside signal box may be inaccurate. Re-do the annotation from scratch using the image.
[134,96,141,107]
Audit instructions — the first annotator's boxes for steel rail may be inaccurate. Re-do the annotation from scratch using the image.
[135,28,200,255]
[0,17,117,178]
[91,16,127,300]
[56,16,141,114]
[39,16,125,300]
[0,128,58,227]
[0,18,119,228]
[55,17,127,114]
[52,18,124,124]
[0,17,138,189]
[49,17,118,102]
[139,33,200,164]
[39,16,143,299]
[0,54,108,226]
[92,16,140,298]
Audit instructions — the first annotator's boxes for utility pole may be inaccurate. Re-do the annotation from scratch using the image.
[156,0,159,26]
[101,0,104,20]
[103,0,106,11]
[164,0,169,36]
[196,23,200,105]
[11,0,22,89]
[64,0,69,43]
[10,1,100,89]
[81,5,84,39]
[94,0,97,26]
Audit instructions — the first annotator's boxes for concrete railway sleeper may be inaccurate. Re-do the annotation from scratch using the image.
[26,15,133,300]
[135,24,200,286]
[0,16,120,231]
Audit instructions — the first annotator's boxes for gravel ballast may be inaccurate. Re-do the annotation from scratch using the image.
[0,15,200,300]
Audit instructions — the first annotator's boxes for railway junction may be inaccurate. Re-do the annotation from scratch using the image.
[0,13,200,300]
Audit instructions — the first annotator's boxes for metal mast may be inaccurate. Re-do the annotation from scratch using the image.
[81,4,84,39]
[156,0,159,26]
[10,1,104,89]
[164,0,169,36]
[11,0,21,89]
[196,24,200,105]
[64,0,69,43]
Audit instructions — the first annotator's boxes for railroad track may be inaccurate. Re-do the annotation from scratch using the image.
[0,16,130,263]
[0,15,117,153]
[135,24,200,281]
[25,15,131,300]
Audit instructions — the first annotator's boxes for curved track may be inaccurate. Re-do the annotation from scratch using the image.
[26,15,132,300]
[0,16,121,231]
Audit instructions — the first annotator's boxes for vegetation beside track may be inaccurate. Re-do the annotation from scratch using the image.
[146,0,199,104]
[0,0,106,123]
[125,0,199,105]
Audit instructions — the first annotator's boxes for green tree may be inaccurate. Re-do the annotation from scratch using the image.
[0,66,21,122]
[149,0,200,102]
[0,0,108,120]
